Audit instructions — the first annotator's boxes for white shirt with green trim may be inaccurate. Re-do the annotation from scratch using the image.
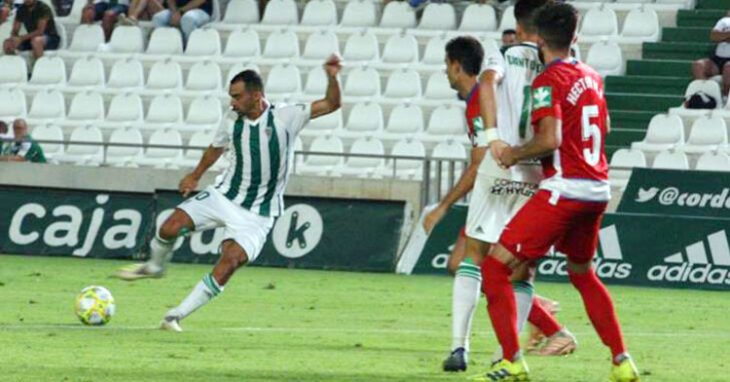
[212,102,311,217]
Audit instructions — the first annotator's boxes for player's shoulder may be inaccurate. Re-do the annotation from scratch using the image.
[502,43,540,55]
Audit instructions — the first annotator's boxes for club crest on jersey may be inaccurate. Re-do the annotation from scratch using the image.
[532,86,552,109]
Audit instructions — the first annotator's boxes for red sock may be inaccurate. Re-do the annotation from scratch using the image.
[528,297,562,337]
[481,256,520,362]
[569,269,627,363]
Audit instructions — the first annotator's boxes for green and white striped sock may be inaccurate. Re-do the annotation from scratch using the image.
[451,258,482,351]
[170,274,223,320]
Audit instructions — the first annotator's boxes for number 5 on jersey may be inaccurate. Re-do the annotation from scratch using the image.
[581,105,601,166]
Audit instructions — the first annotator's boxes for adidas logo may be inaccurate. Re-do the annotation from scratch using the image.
[648,230,730,285]
[538,225,632,280]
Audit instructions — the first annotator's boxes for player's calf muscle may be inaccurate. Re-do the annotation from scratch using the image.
[159,210,193,240]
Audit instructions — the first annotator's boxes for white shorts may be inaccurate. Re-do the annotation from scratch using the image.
[178,186,274,262]
[465,173,538,243]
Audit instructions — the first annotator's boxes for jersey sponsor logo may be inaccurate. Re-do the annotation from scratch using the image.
[532,86,552,109]
[634,186,730,210]
[647,230,730,285]
[489,178,537,197]
[537,225,632,279]
[272,204,323,258]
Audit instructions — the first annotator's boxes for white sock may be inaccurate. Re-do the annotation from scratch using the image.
[492,281,535,362]
[168,274,223,320]
[451,260,482,351]
[145,236,174,273]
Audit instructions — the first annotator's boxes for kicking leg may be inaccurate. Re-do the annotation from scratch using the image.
[161,239,248,332]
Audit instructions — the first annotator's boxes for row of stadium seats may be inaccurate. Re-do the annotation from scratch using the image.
[632,115,730,160]
[32,123,464,181]
[610,149,729,188]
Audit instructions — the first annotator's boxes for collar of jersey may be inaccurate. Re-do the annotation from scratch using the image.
[239,100,271,125]
[462,83,478,103]
[545,57,578,70]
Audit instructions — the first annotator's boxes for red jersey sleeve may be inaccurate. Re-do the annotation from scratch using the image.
[530,74,561,129]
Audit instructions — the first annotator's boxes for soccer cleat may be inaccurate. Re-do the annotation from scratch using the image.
[442,347,467,372]
[524,325,547,354]
[469,358,530,381]
[114,263,164,281]
[609,357,640,382]
[160,315,183,332]
[533,329,577,356]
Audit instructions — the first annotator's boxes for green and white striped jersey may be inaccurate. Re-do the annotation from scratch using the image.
[212,102,310,217]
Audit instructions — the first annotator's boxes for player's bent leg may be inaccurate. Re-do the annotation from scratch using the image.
[443,235,487,372]
[161,239,247,332]
[115,209,194,281]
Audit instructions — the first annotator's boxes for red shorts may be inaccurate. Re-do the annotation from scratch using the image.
[498,190,608,264]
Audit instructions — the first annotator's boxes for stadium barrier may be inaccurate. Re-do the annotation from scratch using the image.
[0,185,408,272]
[397,168,730,291]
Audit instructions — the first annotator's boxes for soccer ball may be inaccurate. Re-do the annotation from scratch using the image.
[74,286,116,326]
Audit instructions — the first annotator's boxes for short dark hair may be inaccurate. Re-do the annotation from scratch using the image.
[230,69,264,92]
[445,36,484,76]
[502,29,517,36]
[535,2,578,51]
[514,0,550,34]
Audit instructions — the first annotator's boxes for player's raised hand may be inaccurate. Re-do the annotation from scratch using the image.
[323,53,342,78]
[179,173,199,197]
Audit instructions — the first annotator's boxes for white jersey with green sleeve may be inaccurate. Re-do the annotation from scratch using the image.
[483,42,544,183]
[212,102,311,217]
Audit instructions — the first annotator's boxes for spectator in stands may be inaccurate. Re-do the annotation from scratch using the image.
[151,0,211,43]
[81,0,129,41]
[0,121,8,153]
[0,119,46,163]
[693,11,730,96]
[118,0,163,25]
[502,28,517,46]
[2,0,60,62]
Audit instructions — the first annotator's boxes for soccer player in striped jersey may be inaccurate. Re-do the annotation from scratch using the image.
[115,55,342,332]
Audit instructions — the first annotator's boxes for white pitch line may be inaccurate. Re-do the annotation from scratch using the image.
[1,324,729,338]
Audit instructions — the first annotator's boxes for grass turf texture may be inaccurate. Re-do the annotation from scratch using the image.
[0,255,727,382]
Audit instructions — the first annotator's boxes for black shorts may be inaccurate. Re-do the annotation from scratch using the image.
[711,54,730,70]
[18,34,60,51]
[93,2,128,20]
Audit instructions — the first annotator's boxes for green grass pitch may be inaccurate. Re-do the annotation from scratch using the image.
[0,255,727,381]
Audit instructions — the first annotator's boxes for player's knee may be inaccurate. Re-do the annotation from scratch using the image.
[31,36,44,48]
[159,219,183,240]
[566,259,592,275]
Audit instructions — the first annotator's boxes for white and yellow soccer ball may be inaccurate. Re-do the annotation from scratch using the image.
[74,286,116,326]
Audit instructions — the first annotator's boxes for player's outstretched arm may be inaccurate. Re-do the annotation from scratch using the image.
[423,146,487,232]
[310,54,342,119]
[500,116,561,168]
[179,145,225,197]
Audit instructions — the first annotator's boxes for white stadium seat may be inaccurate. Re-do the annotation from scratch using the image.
[499,5,516,31]
[422,72,458,106]
[340,0,377,29]
[183,96,222,130]
[380,103,425,142]
[293,136,304,167]
[415,35,449,72]
[56,0,88,27]
[632,114,685,158]
[414,2,456,35]
[26,90,66,126]
[586,41,624,76]
[54,125,104,166]
[61,91,105,127]
[299,0,337,28]
[381,69,422,102]
[378,1,417,29]
[302,67,329,99]
[56,24,104,60]
[296,30,340,66]
[181,130,214,167]
[580,8,619,43]
[176,29,222,63]
[696,152,730,171]
[380,138,426,180]
[105,58,144,94]
[609,149,647,189]
[265,64,302,100]
[134,128,184,168]
[145,94,185,129]
[66,56,106,92]
[0,88,27,119]
[183,61,222,97]
[342,31,379,64]
[653,150,689,170]
[619,8,661,43]
[459,4,497,32]
[141,27,184,62]
[209,0,259,30]
[31,124,64,160]
[421,105,466,143]
[142,60,184,96]
[216,29,261,65]
[97,26,145,59]
[106,126,144,167]
[431,141,468,193]
[257,0,298,30]
[300,108,343,137]
[0,55,28,88]
[22,56,66,92]
[101,93,145,129]
[378,33,419,69]
[339,102,384,139]
[260,29,300,64]
[670,80,723,123]
[343,66,381,102]
[336,137,385,178]
[297,135,345,176]
[676,116,728,156]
